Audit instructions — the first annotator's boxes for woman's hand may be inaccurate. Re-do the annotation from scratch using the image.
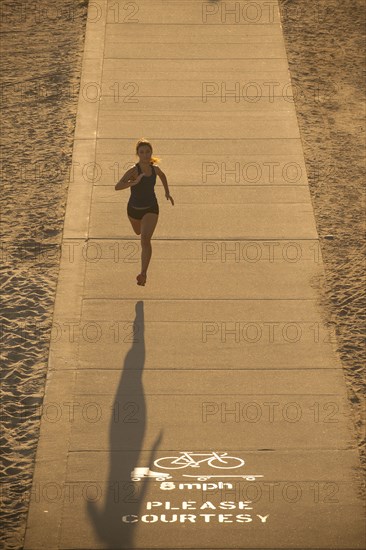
[165,193,174,205]
[129,173,145,187]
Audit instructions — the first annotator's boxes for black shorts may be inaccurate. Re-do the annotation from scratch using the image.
[127,201,159,220]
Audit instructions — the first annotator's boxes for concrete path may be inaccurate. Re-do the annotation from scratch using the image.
[24,1,365,548]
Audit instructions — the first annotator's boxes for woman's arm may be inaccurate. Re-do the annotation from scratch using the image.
[155,166,174,205]
[115,166,141,191]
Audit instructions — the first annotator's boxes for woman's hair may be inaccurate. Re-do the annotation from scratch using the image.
[135,138,161,164]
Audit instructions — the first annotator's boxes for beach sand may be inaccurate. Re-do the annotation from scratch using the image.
[1,0,365,548]
[1,2,88,548]
[279,0,365,475]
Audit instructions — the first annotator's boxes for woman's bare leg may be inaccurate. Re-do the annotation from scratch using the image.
[137,212,159,285]
[128,216,141,235]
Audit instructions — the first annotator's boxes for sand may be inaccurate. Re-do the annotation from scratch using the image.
[1,0,365,548]
[1,1,89,548]
[278,0,366,474]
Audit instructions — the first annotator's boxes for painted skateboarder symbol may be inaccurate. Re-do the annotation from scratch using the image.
[182,474,263,481]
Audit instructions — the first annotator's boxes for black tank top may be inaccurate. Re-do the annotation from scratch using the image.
[129,163,158,207]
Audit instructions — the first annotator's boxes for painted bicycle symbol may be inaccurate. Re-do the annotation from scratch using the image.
[154,451,245,470]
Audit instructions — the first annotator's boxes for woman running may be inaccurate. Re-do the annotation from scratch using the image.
[115,139,174,286]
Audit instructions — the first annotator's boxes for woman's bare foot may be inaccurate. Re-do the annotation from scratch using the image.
[136,272,147,286]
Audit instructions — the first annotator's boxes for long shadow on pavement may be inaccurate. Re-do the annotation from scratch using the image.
[87,301,163,548]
